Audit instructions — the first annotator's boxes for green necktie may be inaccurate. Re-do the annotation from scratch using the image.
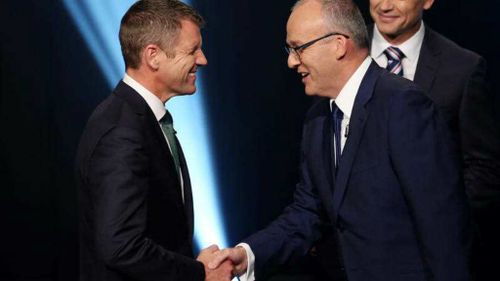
[160,111,181,178]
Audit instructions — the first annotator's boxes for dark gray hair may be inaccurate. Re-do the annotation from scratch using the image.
[119,0,205,69]
[292,0,368,48]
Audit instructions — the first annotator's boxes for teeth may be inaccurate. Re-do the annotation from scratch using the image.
[301,73,308,77]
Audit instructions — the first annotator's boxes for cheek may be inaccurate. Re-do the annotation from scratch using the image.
[401,4,417,20]
[183,61,196,77]
[407,8,421,22]
[306,63,325,82]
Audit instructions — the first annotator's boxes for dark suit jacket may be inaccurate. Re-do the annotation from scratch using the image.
[76,81,204,281]
[370,26,500,203]
[245,62,470,281]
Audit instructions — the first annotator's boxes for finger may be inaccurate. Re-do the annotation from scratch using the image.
[220,260,234,280]
[208,249,231,269]
[221,259,233,267]
[204,244,219,253]
[233,264,246,276]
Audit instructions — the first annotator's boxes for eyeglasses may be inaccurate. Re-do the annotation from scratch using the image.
[285,32,350,60]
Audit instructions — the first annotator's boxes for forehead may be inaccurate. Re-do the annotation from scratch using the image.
[175,19,202,48]
[286,1,328,43]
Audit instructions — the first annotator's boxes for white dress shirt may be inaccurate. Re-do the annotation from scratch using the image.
[122,74,185,202]
[370,21,425,81]
[238,56,373,281]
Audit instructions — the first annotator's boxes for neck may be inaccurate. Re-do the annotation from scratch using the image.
[327,48,369,99]
[126,68,175,103]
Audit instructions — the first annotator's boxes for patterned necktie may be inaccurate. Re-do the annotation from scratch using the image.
[384,46,405,76]
[331,103,344,169]
[160,111,181,178]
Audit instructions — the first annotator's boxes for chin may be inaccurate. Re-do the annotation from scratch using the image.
[181,85,197,95]
[378,23,404,37]
[303,82,318,95]
[304,88,316,96]
[377,24,395,34]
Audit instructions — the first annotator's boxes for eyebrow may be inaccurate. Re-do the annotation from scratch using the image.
[286,39,301,47]
[187,42,200,53]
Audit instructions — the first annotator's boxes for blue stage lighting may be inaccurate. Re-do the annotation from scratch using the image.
[63,0,228,249]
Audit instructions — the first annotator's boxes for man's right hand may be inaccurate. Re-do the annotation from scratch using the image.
[208,246,248,277]
[197,245,233,281]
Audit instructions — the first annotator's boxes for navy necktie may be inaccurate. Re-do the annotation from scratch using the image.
[384,46,405,76]
[331,103,344,169]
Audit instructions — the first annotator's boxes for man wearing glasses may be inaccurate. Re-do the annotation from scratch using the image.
[208,0,469,281]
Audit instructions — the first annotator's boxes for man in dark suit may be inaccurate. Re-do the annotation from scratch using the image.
[208,0,469,281]
[368,0,500,279]
[75,1,232,280]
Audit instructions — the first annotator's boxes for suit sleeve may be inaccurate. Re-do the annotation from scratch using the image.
[244,124,324,279]
[85,126,204,281]
[460,57,500,204]
[388,88,470,281]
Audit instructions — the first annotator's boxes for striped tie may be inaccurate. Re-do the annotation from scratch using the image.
[384,46,405,76]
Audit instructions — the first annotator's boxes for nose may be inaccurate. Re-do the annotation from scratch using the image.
[196,49,208,66]
[287,52,300,69]
[379,0,394,11]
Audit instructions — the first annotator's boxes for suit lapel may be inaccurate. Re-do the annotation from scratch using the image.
[177,139,195,239]
[321,104,337,216]
[114,81,186,205]
[413,28,440,95]
[114,82,174,163]
[332,62,380,218]
[305,100,337,219]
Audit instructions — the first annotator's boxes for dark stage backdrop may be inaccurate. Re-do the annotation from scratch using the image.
[1,1,499,280]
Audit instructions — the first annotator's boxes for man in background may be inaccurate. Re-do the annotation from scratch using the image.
[75,1,232,280]
[368,0,500,279]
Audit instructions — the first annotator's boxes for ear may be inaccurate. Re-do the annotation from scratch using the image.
[423,0,435,11]
[142,44,162,71]
[334,35,349,60]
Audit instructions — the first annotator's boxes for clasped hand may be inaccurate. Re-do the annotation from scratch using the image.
[196,245,248,281]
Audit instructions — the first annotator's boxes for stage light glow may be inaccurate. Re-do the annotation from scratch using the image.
[63,0,228,249]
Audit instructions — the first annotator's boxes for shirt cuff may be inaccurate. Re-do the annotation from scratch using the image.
[235,243,255,281]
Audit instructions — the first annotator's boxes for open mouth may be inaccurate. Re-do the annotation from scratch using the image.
[300,72,310,82]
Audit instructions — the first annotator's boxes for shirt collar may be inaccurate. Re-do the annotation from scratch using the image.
[331,56,372,118]
[122,73,166,121]
[371,21,425,64]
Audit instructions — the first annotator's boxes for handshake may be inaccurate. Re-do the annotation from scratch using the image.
[196,245,249,281]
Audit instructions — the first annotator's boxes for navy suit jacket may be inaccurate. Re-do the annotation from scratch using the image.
[370,26,500,203]
[76,81,204,281]
[245,62,470,281]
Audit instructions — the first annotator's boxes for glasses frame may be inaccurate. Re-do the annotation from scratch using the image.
[285,32,350,60]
